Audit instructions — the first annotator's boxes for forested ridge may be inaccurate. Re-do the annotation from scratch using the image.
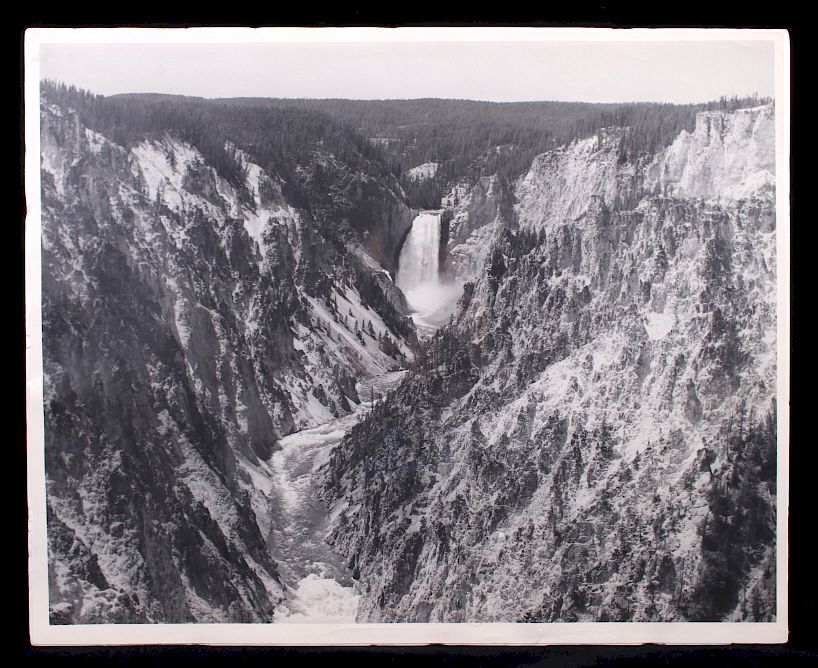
[212,95,770,207]
[44,81,769,210]
[42,81,395,210]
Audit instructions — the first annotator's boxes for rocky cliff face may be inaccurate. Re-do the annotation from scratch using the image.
[644,105,776,201]
[323,104,778,623]
[441,175,516,282]
[40,99,416,623]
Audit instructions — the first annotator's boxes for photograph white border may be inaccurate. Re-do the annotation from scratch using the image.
[24,26,791,646]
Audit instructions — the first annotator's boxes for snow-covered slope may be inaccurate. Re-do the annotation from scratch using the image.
[323,104,778,623]
[40,99,417,623]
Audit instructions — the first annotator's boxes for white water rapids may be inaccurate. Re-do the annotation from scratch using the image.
[268,370,407,622]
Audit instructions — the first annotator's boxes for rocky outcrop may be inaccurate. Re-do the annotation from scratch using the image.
[441,175,516,281]
[323,105,778,623]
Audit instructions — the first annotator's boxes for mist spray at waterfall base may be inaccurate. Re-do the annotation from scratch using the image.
[402,281,462,322]
[397,212,462,333]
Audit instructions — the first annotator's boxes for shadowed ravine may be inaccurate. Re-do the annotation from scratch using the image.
[267,370,408,622]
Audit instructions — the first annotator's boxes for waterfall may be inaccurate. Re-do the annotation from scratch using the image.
[397,213,442,294]
[397,212,460,326]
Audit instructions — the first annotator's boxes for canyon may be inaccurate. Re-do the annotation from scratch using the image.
[38,86,778,624]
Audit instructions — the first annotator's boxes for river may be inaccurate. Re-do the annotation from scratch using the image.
[267,369,408,622]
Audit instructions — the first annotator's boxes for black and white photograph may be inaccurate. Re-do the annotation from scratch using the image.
[24,27,790,645]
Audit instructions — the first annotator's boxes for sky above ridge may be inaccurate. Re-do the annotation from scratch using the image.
[37,31,777,104]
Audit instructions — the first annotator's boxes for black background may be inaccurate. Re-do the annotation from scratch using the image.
[13,4,810,666]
